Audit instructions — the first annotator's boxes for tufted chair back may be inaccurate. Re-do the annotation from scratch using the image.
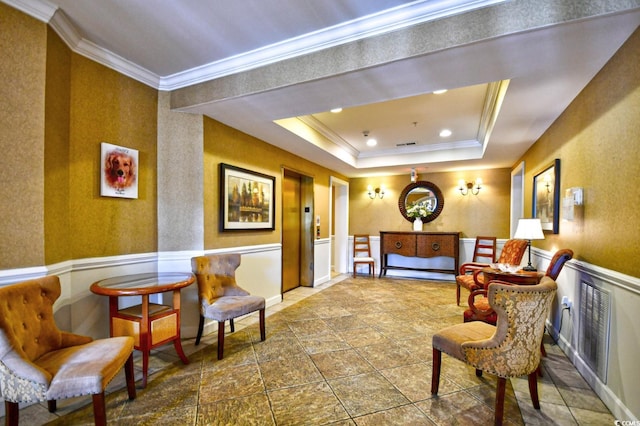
[0,276,64,362]
[496,238,528,265]
[191,253,250,307]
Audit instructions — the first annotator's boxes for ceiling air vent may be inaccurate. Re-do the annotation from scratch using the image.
[396,142,417,147]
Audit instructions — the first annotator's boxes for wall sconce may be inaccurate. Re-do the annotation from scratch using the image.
[458,178,482,196]
[367,185,385,199]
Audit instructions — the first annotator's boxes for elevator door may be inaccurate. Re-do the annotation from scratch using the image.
[282,173,301,292]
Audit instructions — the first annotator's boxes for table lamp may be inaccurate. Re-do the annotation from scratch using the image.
[514,218,545,271]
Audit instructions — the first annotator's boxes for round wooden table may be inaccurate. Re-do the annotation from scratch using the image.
[482,267,544,285]
[91,272,195,388]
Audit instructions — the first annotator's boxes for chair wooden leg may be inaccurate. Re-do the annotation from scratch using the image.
[230,318,235,333]
[259,308,266,341]
[540,340,547,357]
[195,315,205,345]
[495,377,506,426]
[47,400,56,412]
[125,353,136,400]
[217,321,225,360]
[92,392,107,426]
[5,400,19,426]
[431,348,441,395]
[456,283,460,305]
[528,371,540,409]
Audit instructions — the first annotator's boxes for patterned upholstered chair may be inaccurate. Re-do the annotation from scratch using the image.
[455,238,527,305]
[191,253,266,360]
[0,276,136,426]
[432,277,558,426]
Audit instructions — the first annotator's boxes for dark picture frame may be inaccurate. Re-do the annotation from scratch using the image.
[533,158,560,234]
[220,163,275,231]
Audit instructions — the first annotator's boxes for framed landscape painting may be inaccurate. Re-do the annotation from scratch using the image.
[533,159,560,234]
[219,163,275,231]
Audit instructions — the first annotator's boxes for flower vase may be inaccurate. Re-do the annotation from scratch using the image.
[413,217,423,231]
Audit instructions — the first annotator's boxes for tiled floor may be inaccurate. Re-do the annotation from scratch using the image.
[3,275,615,425]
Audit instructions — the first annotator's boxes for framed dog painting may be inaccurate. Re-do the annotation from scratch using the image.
[100,142,139,199]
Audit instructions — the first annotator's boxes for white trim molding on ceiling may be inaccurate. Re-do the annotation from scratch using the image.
[3,0,507,91]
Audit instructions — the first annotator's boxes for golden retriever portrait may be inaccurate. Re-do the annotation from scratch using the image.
[104,150,136,190]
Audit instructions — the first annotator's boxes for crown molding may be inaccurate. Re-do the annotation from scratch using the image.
[2,0,506,90]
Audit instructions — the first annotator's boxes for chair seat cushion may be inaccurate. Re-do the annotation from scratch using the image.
[463,297,497,324]
[456,274,485,291]
[432,321,495,361]
[35,336,133,400]
[204,295,265,322]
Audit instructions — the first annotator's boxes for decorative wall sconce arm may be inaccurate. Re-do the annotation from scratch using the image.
[367,185,385,199]
[458,178,482,196]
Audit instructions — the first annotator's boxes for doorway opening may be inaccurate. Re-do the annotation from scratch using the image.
[330,176,349,276]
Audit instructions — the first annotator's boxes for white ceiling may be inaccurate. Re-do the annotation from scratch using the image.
[6,0,639,177]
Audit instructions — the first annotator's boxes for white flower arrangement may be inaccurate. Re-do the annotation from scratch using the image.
[406,201,432,219]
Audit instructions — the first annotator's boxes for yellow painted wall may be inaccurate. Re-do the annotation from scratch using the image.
[1,5,159,268]
[517,27,640,277]
[349,168,512,238]
[67,54,158,259]
[0,4,47,268]
[203,118,345,249]
[44,27,72,264]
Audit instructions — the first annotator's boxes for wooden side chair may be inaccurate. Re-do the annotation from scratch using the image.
[352,234,375,277]
[432,277,558,426]
[191,253,266,360]
[455,238,527,305]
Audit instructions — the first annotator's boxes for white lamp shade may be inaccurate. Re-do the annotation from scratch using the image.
[514,218,545,240]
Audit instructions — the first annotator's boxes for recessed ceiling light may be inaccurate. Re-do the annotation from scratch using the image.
[433,89,447,94]
[367,138,377,146]
[439,129,452,137]
[330,108,342,113]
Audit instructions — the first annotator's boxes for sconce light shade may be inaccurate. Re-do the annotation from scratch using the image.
[458,178,482,195]
[514,218,545,271]
[367,185,385,199]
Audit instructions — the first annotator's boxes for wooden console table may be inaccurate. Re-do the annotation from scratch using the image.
[379,231,460,278]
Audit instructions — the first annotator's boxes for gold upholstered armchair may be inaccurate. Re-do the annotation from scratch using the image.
[191,253,266,360]
[455,238,528,305]
[432,277,558,426]
[0,276,136,426]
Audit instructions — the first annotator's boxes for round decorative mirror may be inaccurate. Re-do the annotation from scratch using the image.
[398,181,444,223]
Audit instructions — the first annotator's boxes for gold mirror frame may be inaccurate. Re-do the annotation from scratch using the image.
[398,181,444,223]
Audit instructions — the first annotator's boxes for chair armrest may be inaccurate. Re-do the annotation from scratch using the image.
[466,280,514,319]
[60,331,92,348]
[459,262,489,274]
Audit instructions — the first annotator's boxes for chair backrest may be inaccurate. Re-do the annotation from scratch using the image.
[462,276,557,378]
[496,239,528,265]
[473,236,497,263]
[545,249,573,280]
[191,253,245,304]
[0,276,64,362]
[353,235,372,258]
